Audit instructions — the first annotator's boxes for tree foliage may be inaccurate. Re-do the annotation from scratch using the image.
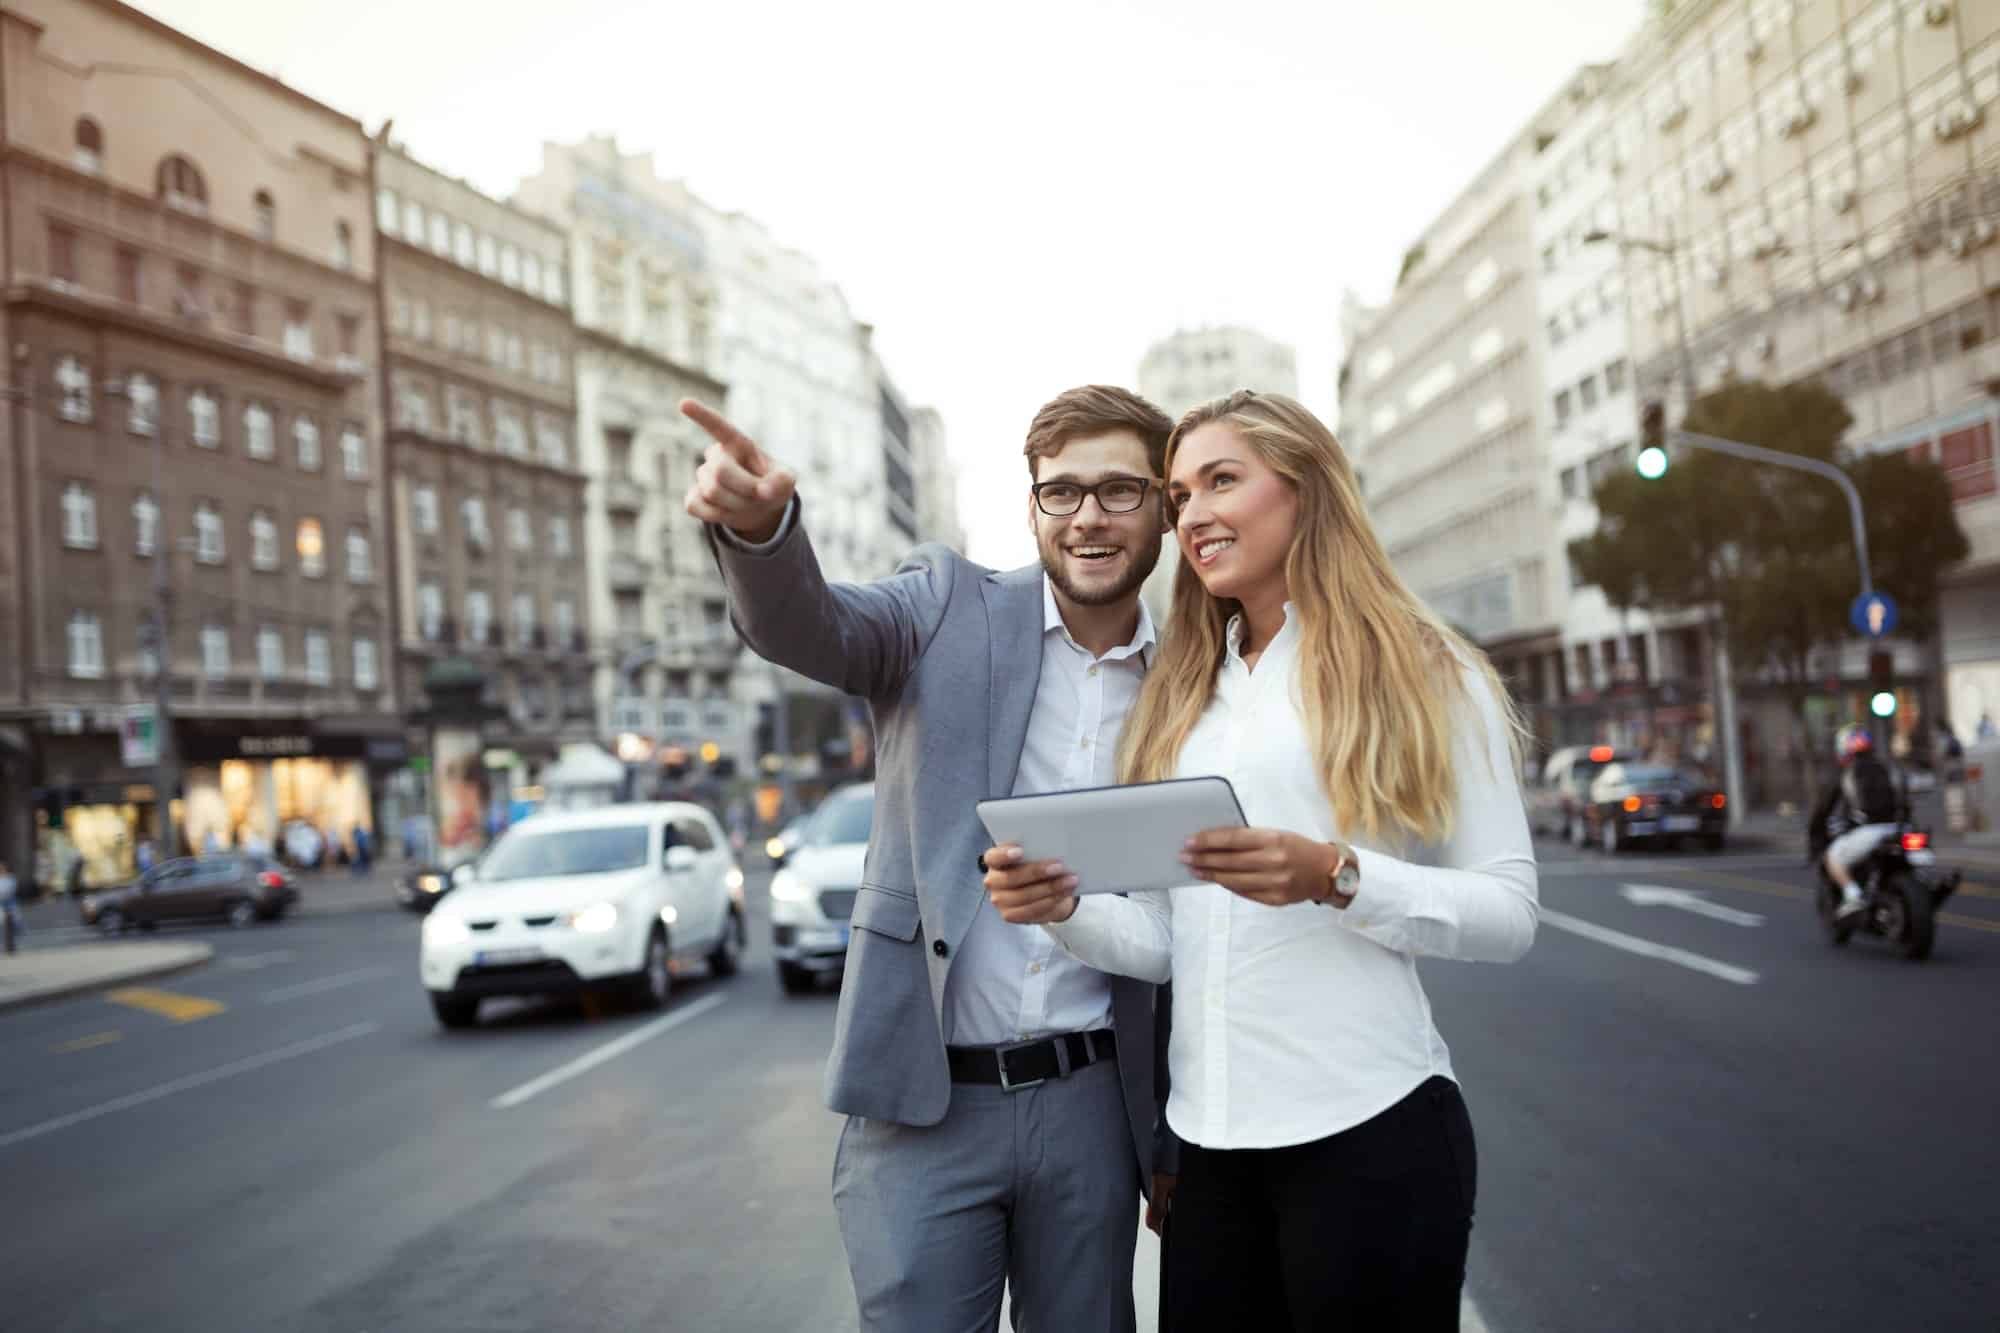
[1568,377,1970,692]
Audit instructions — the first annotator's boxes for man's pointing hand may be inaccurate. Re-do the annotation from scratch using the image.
[681,398,797,544]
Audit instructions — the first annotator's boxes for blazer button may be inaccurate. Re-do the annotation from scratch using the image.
[932,939,949,958]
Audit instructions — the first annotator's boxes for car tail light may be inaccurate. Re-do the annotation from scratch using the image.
[1710,794,1727,809]
[1901,831,1929,851]
[258,871,285,889]
[1622,796,1642,813]
[1590,746,1615,762]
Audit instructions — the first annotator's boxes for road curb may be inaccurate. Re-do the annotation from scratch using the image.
[0,942,215,1015]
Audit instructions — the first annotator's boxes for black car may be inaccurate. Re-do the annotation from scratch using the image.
[1584,763,1727,853]
[393,864,459,914]
[80,855,299,933]
[1530,745,1639,845]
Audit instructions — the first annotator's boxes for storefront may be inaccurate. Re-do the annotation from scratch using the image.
[176,723,397,865]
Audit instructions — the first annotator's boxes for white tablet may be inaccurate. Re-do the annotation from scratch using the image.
[976,776,1247,896]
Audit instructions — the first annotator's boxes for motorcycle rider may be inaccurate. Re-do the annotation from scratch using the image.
[1808,723,1909,920]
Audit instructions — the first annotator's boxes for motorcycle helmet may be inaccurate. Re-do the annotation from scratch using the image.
[1835,723,1874,762]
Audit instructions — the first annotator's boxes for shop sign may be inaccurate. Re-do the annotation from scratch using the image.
[238,734,313,757]
[119,706,159,767]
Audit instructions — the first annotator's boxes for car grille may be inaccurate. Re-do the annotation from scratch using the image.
[817,888,858,921]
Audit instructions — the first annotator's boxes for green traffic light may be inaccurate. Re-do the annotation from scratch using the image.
[1636,445,1670,480]
[1869,690,1897,718]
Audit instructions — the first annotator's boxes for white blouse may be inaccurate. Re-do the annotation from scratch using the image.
[1045,605,1538,1149]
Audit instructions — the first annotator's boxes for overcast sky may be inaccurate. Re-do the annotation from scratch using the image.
[142,0,1643,567]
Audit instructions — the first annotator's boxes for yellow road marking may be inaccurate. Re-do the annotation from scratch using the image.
[1664,867,2000,933]
[104,987,225,1023]
[54,1031,123,1053]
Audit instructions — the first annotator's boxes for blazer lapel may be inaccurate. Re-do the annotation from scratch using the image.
[982,564,1046,799]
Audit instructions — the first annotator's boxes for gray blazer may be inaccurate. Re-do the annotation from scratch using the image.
[709,508,1161,1185]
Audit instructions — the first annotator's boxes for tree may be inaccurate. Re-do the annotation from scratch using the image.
[1569,378,1970,801]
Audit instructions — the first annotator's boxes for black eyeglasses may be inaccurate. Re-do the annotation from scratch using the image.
[1030,476,1155,517]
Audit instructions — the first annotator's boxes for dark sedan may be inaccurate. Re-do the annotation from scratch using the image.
[80,855,299,933]
[393,864,458,914]
[1585,763,1728,853]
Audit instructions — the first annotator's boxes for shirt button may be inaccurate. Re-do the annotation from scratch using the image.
[932,939,948,958]
[1088,665,1099,676]
[1029,962,1044,974]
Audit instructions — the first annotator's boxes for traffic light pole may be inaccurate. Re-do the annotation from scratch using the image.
[1667,428,1874,599]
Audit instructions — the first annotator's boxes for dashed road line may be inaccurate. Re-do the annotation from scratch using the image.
[1539,908,1760,985]
[52,1031,122,1054]
[491,994,728,1110]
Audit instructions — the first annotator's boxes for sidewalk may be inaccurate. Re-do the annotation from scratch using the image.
[0,939,214,1013]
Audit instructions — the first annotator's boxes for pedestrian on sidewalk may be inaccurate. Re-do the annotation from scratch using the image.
[0,859,23,955]
[984,391,1539,1331]
[686,385,1177,1333]
[352,825,372,876]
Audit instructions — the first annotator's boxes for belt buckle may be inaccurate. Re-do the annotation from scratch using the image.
[996,1038,1048,1092]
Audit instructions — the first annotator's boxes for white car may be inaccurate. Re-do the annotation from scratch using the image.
[420,803,746,1029]
[769,784,874,995]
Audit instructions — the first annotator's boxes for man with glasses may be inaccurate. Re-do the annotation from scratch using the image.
[684,385,1174,1333]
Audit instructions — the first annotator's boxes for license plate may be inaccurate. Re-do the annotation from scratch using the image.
[1664,816,1699,833]
[1907,849,1936,866]
[474,947,542,966]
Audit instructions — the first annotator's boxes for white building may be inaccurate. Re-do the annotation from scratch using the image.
[910,406,967,552]
[1136,326,1300,617]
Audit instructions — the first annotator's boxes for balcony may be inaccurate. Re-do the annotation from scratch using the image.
[604,476,646,513]
[607,551,651,591]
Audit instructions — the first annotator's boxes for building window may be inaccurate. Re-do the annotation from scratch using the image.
[554,597,575,647]
[62,482,98,549]
[536,415,568,466]
[245,402,275,458]
[346,527,373,582]
[462,496,489,550]
[466,590,493,645]
[189,388,220,447]
[55,354,93,422]
[394,376,432,433]
[418,582,444,642]
[68,612,104,679]
[304,630,331,686]
[1553,389,1573,426]
[125,372,160,436]
[193,502,224,564]
[257,626,285,680]
[453,221,475,267]
[549,515,572,558]
[234,281,257,338]
[500,244,520,286]
[412,485,439,535]
[428,211,451,255]
[74,117,103,172]
[443,313,461,352]
[446,386,483,445]
[402,199,424,243]
[524,254,543,295]
[513,591,536,646]
[294,415,321,471]
[283,301,313,360]
[1577,374,1600,410]
[133,492,159,556]
[49,223,79,287]
[253,189,276,242]
[485,325,505,365]
[506,335,525,373]
[200,624,229,679]
[340,426,367,479]
[508,508,532,551]
[334,221,354,272]
[157,154,207,213]
[251,510,279,570]
[493,403,526,457]
[1547,316,1565,348]
[376,187,399,235]
[297,518,325,578]
[353,636,379,691]
[412,300,431,342]
[1604,358,1628,394]
[478,234,498,276]
[116,247,141,304]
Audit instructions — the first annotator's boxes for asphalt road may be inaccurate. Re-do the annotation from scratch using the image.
[2,842,1996,1332]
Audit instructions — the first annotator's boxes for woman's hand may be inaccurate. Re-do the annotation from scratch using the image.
[1181,827,1344,908]
[981,843,1080,924]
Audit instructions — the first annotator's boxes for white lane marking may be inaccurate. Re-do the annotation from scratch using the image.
[491,993,728,1110]
[1619,884,1765,927]
[260,966,392,1004]
[0,1022,379,1151]
[222,950,297,971]
[1539,908,1760,986]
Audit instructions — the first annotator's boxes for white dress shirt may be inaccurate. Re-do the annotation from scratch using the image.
[1045,604,1537,1149]
[942,577,1156,1045]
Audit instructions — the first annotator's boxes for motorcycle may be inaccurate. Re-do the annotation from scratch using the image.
[1814,826,1961,961]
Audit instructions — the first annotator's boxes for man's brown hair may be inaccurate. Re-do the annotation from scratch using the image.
[1022,385,1173,479]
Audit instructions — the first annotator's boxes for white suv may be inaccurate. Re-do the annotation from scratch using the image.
[769,783,874,994]
[420,803,746,1028]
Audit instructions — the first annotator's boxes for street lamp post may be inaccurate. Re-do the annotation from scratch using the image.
[1583,225,1746,826]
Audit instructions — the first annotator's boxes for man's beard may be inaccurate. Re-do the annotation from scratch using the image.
[1039,529,1164,608]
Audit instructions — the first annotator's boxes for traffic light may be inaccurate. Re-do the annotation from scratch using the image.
[1636,400,1669,480]
[754,702,777,761]
[1867,649,1897,719]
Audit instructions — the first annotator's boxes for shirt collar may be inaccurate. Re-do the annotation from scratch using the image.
[1041,574,1158,665]
[1224,601,1300,663]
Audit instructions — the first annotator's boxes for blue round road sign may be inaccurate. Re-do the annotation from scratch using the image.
[1851,592,1898,638]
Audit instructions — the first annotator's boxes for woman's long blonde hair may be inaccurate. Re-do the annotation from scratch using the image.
[1118,391,1521,847]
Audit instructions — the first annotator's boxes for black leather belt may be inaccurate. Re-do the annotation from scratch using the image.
[946,1029,1116,1092]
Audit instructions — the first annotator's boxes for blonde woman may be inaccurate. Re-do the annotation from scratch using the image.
[982,390,1537,1330]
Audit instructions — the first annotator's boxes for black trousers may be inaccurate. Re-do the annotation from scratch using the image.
[1165,1076,1477,1332]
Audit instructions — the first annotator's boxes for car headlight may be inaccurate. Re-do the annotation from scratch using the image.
[765,836,788,860]
[770,870,812,902]
[567,901,620,934]
[417,873,447,894]
[425,913,471,946]
[726,866,744,892]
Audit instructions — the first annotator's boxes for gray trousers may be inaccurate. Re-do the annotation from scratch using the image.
[832,1055,1140,1333]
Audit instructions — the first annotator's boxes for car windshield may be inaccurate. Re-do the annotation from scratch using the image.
[807,793,875,847]
[478,825,651,881]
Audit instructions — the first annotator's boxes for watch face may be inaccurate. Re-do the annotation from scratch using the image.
[1335,865,1360,896]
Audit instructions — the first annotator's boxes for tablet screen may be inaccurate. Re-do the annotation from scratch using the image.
[976,776,1246,896]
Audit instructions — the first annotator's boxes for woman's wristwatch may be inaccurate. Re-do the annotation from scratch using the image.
[1316,841,1360,907]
